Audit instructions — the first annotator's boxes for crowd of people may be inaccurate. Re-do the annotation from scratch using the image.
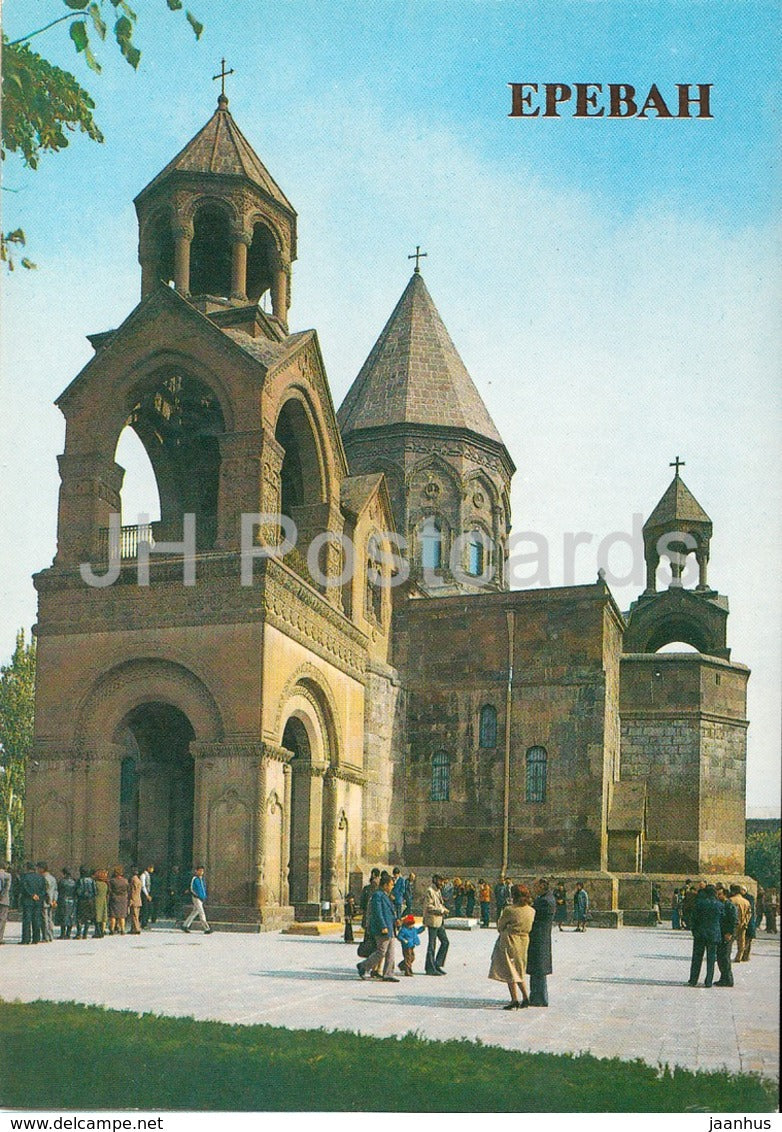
[353,869,574,1007]
[2,856,777,1006]
[672,879,778,936]
[0,860,212,944]
[684,880,770,988]
[346,870,591,939]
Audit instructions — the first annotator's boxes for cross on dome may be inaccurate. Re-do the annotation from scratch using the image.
[407,245,427,273]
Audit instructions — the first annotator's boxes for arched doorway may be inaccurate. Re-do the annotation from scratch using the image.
[117,702,195,875]
[283,716,315,904]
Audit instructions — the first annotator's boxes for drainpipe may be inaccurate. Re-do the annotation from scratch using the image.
[502,610,515,877]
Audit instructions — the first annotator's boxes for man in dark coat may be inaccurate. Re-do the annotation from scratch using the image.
[714,884,737,987]
[688,884,723,987]
[528,878,556,1006]
[359,868,381,931]
[20,862,46,944]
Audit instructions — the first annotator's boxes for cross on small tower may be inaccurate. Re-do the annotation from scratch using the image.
[408,245,427,273]
[212,58,235,99]
[670,456,686,476]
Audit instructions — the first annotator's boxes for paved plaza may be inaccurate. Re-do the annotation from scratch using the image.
[1,921,778,1080]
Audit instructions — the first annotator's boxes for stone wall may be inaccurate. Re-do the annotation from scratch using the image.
[619,653,749,874]
[398,584,624,872]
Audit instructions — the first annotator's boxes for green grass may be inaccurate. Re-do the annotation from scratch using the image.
[0,999,776,1112]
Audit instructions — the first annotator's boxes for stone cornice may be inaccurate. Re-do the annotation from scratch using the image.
[190,740,266,760]
[330,764,367,786]
[620,711,749,729]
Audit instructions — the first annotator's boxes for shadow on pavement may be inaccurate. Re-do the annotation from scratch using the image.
[574,976,693,987]
[250,968,357,981]
[357,995,503,1010]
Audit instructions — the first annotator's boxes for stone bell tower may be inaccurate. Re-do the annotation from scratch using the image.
[134,88,297,329]
[619,462,749,875]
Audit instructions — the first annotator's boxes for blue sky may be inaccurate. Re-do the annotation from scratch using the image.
[1,0,780,808]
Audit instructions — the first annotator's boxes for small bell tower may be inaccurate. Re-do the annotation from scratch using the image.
[134,66,297,329]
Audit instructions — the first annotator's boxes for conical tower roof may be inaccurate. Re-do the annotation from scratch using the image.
[135,95,295,215]
[644,470,712,531]
[338,271,505,447]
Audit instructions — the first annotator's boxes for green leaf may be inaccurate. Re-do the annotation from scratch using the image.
[84,43,102,72]
[185,11,203,38]
[63,0,90,9]
[114,15,133,42]
[5,230,26,245]
[21,258,37,270]
[69,20,89,52]
[88,3,108,40]
[166,0,183,9]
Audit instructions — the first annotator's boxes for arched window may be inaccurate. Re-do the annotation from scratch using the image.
[526,746,547,803]
[421,517,443,570]
[431,751,450,802]
[366,555,383,622]
[189,204,232,297]
[467,530,486,576]
[479,704,498,748]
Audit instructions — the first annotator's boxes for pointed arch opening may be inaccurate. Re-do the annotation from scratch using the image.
[275,396,328,568]
[144,210,175,289]
[115,425,161,528]
[247,222,279,306]
[121,370,226,553]
[189,203,232,298]
[117,702,195,874]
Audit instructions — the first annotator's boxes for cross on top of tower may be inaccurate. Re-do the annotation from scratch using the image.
[670,456,686,476]
[212,58,235,105]
[408,245,427,273]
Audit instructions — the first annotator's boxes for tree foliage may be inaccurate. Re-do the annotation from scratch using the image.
[1,1,203,267]
[746,828,781,890]
[0,630,36,862]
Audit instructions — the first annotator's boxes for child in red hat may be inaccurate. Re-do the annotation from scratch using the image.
[397,914,425,976]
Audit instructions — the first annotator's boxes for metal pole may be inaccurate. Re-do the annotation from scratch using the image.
[502,610,514,876]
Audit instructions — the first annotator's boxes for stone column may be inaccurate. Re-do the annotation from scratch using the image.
[644,545,658,593]
[321,769,340,911]
[281,762,292,906]
[696,547,709,590]
[86,753,121,865]
[271,267,287,325]
[191,753,208,868]
[230,230,250,301]
[254,756,268,910]
[215,430,264,551]
[173,223,193,295]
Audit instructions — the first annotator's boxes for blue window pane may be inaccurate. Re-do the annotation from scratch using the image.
[431,751,450,801]
[526,745,547,803]
[479,704,497,748]
[421,520,442,570]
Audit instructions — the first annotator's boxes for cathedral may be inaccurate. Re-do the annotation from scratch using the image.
[27,93,750,925]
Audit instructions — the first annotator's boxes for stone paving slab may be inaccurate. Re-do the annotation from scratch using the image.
[0,922,778,1080]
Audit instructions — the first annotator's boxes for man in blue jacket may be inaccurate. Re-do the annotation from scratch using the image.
[357,871,399,982]
[688,884,723,987]
[181,866,213,934]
